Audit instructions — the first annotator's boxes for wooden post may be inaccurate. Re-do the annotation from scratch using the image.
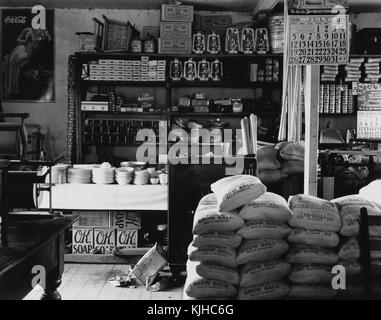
[304,65,320,196]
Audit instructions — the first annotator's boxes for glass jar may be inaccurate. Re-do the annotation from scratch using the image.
[232,99,243,113]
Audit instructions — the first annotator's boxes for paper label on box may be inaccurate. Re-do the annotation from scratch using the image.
[116,229,138,248]
[93,228,116,254]
[72,228,94,254]
[110,211,141,229]
[73,211,110,228]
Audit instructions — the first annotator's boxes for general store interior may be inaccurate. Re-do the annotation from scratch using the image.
[1,0,381,301]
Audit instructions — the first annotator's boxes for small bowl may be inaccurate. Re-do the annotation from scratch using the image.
[150,178,159,185]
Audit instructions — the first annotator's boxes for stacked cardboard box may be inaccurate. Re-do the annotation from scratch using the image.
[72,211,141,255]
[158,4,193,54]
[88,57,165,82]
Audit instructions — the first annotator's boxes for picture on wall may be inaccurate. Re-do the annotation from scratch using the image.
[1,8,54,102]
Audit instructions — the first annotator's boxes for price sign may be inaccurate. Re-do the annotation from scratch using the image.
[288,0,349,14]
[289,15,349,65]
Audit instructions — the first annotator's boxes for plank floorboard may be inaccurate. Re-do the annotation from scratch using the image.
[24,263,184,300]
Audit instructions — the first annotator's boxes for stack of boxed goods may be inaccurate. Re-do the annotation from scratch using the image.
[86,57,165,82]
[321,65,339,82]
[72,211,140,255]
[319,84,353,114]
[364,58,381,83]
[287,195,341,299]
[332,195,381,297]
[276,141,305,177]
[184,175,266,300]
[236,192,292,300]
[159,4,193,54]
[344,58,364,82]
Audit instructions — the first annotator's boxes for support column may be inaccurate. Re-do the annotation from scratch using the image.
[304,65,320,196]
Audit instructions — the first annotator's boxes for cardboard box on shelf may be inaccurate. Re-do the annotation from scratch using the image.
[110,211,141,230]
[73,211,110,228]
[116,229,138,248]
[160,21,192,38]
[93,228,116,254]
[161,4,194,22]
[72,227,94,254]
[158,38,192,54]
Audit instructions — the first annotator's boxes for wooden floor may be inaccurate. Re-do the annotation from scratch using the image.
[24,263,184,300]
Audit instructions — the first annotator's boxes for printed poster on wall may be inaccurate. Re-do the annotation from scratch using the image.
[1,8,54,102]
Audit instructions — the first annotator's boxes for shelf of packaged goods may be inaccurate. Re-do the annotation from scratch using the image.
[75,52,283,60]
[82,111,163,116]
[168,111,279,117]
[169,81,281,88]
[82,80,168,87]
[82,79,281,89]
[319,113,356,117]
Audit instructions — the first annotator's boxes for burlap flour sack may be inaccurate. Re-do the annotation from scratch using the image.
[286,245,339,265]
[338,238,360,260]
[239,192,293,223]
[258,169,288,185]
[257,146,281,171]
[237,281,290,300]
[186,260,240,286]
[288,194,341,232]
[340,214,360,237]
[338,259,362,276]
[188,245,237,268]
[281,160,304,175]
[370,237,381,259]
[288,228,340,248]
[239,260,291,287]
[289,264,333,284]
[236,239,289,265]
[371,259,381,275]
[331,195,380,218]
[275,141,305,161]
[192,232,242,248]
[370,225,381,237]
[211,175,266,212]
[288,285,337,299]
[237,221,291,239]
[184,276,237,299]
[192,194,244,235]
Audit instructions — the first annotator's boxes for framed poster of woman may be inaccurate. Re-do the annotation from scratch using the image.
[1,8,54,102]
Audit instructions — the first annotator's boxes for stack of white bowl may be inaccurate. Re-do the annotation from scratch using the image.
[92,166,115,184]
[115,167,135,185]
[46,164,71,184]
[67,168,92,184]
[134,169,149,185]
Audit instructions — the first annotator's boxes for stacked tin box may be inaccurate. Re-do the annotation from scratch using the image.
[320,84,353,115]
[158,4,193,54]
[87,57,165,82]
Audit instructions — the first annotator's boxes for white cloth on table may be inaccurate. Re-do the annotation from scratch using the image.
[36,183,168,211]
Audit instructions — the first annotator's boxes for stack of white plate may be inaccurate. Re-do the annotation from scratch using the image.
[67,168,92,184]
[92,166,115,184]
[115,167,135,185]
[134,170,149,185]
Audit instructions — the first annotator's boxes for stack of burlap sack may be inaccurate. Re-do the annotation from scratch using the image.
[276,141,305,177]
[184,175,266,300]
[236,192,293,300]
[257,141,305,185]
[332,195,381,297]
[286,194,341,299]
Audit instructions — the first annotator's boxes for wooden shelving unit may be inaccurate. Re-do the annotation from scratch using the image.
[72,51,283,260]
[75,51,283,164]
